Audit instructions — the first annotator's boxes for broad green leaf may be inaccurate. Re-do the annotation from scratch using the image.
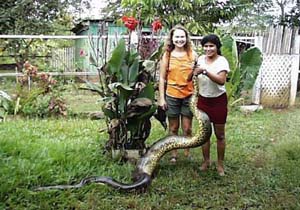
[107,39,126,75]
[80,82,105,97]
[137,83,155,101]
[0,91,12,101]
[221,35,238,71]
[128,58,139,84]
[108,82,133,92]
[108,82,134,114]
[120,63,129,84]
[240,47,262,90]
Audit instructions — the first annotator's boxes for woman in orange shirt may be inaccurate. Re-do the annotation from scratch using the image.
[159,25,197,163]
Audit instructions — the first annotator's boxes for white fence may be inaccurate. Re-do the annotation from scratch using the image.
[1,31,299,107]
[252,27,300,107]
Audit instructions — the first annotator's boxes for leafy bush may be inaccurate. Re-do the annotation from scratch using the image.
[15,61,67,117]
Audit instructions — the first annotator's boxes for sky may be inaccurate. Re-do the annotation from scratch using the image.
[79,0,108,19]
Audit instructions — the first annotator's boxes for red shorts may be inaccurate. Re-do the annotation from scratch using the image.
[197,93,228,124]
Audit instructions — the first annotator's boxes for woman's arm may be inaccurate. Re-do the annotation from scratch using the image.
[159,53,168,110]
[187,51,199,81]
[194,67,227,85]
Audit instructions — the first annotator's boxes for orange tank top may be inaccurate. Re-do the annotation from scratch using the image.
[166,53,195,98]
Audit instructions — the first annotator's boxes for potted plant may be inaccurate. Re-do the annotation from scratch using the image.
[83,16,166,161]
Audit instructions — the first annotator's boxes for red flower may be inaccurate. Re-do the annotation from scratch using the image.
[79,49,85,57]
[152,20,162,32]
[121,16,139,31]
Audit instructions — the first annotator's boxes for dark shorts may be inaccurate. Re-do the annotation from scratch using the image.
[197,93,228,124]
[165,95,193,118]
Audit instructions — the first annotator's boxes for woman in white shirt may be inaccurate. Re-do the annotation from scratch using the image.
[193,34,230,176]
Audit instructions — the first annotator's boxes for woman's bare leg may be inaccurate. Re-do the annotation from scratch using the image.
[168,117,179,161]
[181,115,192,157]
[214,124,226,176]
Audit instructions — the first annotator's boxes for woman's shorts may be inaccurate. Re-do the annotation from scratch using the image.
[165,95,193,118]
[197,93,228,124]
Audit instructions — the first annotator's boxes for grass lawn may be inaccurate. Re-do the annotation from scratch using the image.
[0,86,300,209]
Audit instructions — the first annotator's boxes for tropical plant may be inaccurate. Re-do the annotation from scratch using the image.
[0,90,13,120]
[82,16,165,158]
[220,35,263,104]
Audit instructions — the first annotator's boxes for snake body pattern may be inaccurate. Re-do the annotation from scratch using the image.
[35,77,212,192]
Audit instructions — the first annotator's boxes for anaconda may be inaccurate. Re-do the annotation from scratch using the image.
[35,77,212,192]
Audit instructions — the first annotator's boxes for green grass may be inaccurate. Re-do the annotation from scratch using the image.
[1,79,300,210]
[62,86,101,114]
[1,106,300,210]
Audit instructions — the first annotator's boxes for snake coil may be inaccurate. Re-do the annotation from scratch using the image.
[35,77,212,192]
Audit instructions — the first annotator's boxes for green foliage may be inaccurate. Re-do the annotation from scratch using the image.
[0,0,86,35]
[12,62,68,117]
[0,90,13,119]
[221,35,263,103]
[221,0,275,33]
[106,0,254,33]
[0,0,87,70]
[275,0,299,27]
[1,107,300,209]
[82,33,164,152]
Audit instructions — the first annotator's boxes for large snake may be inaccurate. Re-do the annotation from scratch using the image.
[35,77,212,192]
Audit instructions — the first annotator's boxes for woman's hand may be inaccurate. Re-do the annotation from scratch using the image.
[159,98,168,111]
[193,67,206,76]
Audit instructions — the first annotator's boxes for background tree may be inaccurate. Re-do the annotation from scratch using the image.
[222,0,275,33]
[274,0,295,25]
[0,0,90,71]
[275,0,300,27]
[104,0,255,33]
[285,0,300,27]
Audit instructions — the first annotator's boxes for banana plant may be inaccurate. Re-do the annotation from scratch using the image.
[221,35,263,104]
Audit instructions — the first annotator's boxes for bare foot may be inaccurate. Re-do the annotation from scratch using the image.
[200,160,211,172]
[217,164,225,176]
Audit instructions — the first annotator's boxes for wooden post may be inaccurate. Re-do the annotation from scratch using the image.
[289,35,300,106]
